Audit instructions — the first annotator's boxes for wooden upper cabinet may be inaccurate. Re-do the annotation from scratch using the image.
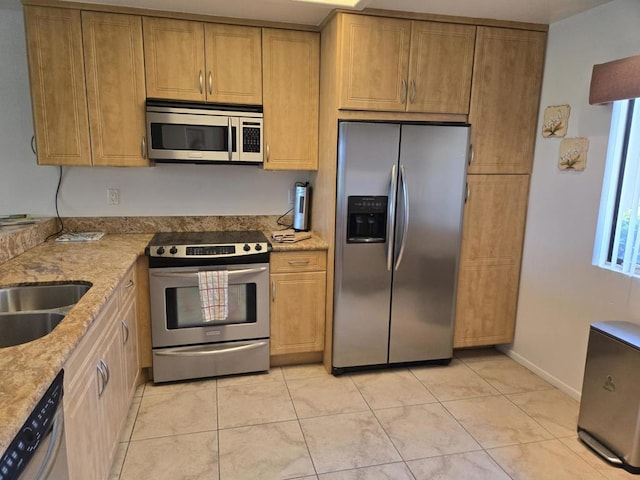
[262,29,319,170]
[143,17,262,104]
[337,14,475,114]
[454,174,530,348]
[143,17,205,101]
[204,24,262,104]
[338,14,411,112]
[82,12,148,166]
[407,22,475,114]
[24,6,91,166]
[468,27,546,174]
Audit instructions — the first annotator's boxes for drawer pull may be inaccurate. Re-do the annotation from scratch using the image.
[97,363,106,397]
[288,260,310,266]
[122,320,130,344]
[271,280,276,302]
[125,279,134,289]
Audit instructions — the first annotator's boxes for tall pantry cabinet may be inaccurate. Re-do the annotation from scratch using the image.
[313,12,547,368]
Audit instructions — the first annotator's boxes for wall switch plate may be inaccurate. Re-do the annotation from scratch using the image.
[108,188,120,205]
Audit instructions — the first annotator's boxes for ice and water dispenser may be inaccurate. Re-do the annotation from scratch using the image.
[347,196,387,243]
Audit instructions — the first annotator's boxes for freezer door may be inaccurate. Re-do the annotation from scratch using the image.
[333,122,400,369]
[389,124,469,363]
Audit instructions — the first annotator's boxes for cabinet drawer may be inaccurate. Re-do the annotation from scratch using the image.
[270,251,326,273]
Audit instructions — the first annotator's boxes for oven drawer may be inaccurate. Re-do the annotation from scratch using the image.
[270,251,326,273]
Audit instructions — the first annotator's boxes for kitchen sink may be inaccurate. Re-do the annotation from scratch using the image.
[0,282,91,313]
[0,312,65,348]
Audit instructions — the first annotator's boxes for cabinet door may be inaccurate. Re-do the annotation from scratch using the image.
[24,6,91,166]
[407,21,475,114]
[121,294,139,400]
[338,14,411,111]
[204,24,262,104]
[454,174,529,348]
[143,17,205,101]
[270,271,326,355]
[468,27,546,174]
[83,12,148,166]
[262,29,319,170]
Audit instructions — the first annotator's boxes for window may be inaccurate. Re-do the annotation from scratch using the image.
[594,99,640,277]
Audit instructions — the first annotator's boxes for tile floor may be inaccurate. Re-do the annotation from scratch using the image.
[109,349,636,480]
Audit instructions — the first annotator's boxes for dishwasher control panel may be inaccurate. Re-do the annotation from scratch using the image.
[0,370,63,480]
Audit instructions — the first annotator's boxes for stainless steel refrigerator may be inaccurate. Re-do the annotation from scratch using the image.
[332,121,470,373]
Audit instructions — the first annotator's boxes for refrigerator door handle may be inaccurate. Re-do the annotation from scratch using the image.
[394,164,410,271]
[387,164,398,271]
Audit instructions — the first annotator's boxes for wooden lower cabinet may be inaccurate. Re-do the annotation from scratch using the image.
[270,251,326,356]
[64,268,139,479]
[454,174,530,348]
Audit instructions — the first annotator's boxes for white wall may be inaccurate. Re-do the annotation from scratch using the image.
[507,0,640,398]
[0,4,306,218]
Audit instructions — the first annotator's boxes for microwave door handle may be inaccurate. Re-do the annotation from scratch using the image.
[227,117,233,161]
[150,267,268,279]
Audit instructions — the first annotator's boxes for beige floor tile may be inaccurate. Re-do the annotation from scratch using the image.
[375,403,480,460]
[443,395,553,448]
[287,375,369,418]
[560,436,639,479]
[132,389,217,440]
[120,431,218,480]
[318,462,414,479]
[217,367,284,388]
[507,389,579,438]
[120,396,141,442]
[350,369,436,409]
[218,420,315,479]
[467,359,553,394]
[300,411,401,474]
[454,348,511,364]
[488,438,606,480]
[282,363,329,380]
[143,377,217,396]
[407,451,511,480]
[217,381,296,428]
[411,359,499,401]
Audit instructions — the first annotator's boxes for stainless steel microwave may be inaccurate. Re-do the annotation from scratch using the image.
[146,100,263,164]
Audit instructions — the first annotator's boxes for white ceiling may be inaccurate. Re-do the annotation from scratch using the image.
[1,0,613,25]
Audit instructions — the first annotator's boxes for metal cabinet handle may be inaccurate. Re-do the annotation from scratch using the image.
[31,135,37,155]
[122,320,130,345]
[199,70,203,94]
[468,144,474,166]
[465,183,470,204]
[287,260,310,266]
[100,358,110,389]
[271,280,276,302]
[266,144,270,162]
[401,79,407,104]
[410,79,416,104]
[141,137,147,159]
[208,71,213,94]
[97,363,106,397]
[125,279,134,289]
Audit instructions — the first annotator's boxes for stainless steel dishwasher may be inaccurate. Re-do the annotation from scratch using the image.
[0,370,68,480]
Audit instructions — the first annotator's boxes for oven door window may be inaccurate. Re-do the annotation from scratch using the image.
[165,283,257,328]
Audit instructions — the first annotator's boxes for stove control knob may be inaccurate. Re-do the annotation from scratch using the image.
[243,244,251,252]
[255,244,262,251]
[156,247,165,255]
[169,246,178,255]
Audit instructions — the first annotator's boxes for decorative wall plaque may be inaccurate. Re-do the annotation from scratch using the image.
[559,137,589,171]
[542,105,571,138]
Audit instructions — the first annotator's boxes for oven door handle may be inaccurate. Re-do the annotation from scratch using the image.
[155,341,268,357]
[150,267,268,279]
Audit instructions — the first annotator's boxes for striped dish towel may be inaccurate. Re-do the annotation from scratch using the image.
[197,270,228,322]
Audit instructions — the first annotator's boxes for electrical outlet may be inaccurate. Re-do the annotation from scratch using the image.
[288,188,295,204]
[108,188,120,205]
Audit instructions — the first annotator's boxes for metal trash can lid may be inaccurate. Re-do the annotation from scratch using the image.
[591,321,640,350]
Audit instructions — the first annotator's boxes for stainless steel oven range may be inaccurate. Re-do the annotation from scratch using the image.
[146,231,270,383]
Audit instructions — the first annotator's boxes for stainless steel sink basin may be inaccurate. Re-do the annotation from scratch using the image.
[0,312,65,348]
[0,283,91,313]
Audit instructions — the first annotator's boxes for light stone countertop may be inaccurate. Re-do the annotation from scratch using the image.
[267,232,328,252]
[0,233,152,454]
